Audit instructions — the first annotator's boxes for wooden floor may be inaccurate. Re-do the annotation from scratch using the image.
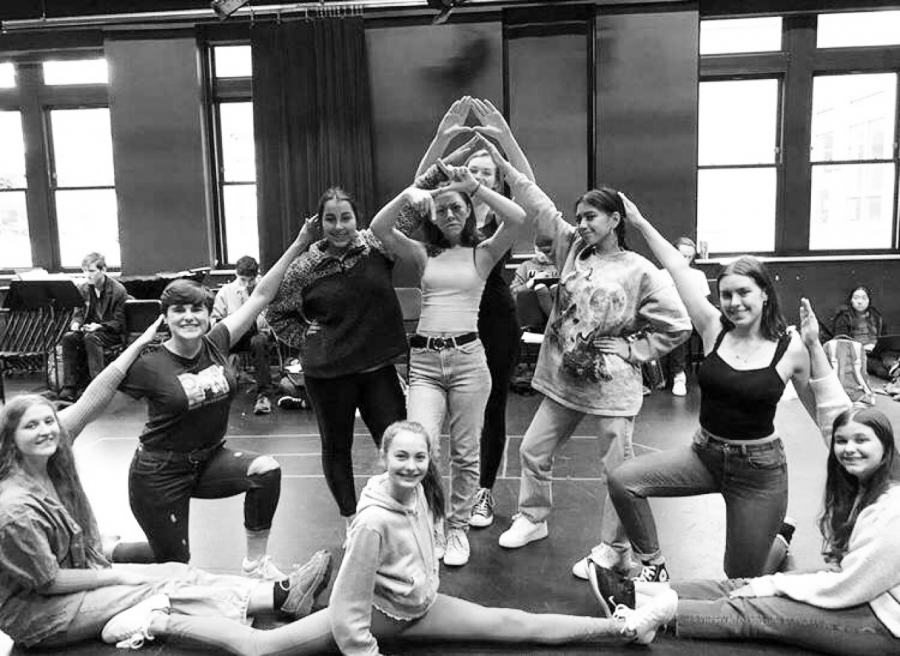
[7,370,900,655]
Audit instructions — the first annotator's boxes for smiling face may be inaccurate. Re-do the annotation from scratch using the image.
[14,403,60,465]
[850,288,870,314]
[833,419,885,482]
[718,273,767,329]
[575,201,619,249]
[321,198,358,250]
[433,190,471,243]
[677,243,697,264]
[384,428,430,496]
[166,302,210,341]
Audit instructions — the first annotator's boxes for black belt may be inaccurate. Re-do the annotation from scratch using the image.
[138,440,225,464]
[409,332,478,350]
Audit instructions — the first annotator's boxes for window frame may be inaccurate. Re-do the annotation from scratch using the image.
[205,41,256,269]
[0,52,117,273]
[698,8,900,258]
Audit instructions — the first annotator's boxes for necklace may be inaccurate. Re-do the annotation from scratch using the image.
[730,338,767,364]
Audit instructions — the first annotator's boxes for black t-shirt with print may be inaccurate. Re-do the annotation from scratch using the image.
[120,323,237,452]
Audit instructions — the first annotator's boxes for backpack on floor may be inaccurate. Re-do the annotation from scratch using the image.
[823,338,875,405]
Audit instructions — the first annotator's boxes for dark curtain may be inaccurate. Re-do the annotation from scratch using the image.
[252,18,376,269]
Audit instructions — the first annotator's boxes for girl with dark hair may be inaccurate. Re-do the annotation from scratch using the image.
[414,98,537,530]
[266,187,409,540]
[489,136,692,585]
[370,158,526,568]
[594,305,900,655]
[832,285,888,377]
[0,319,333,650]
[602,198,817,584]
[119,231,312,576]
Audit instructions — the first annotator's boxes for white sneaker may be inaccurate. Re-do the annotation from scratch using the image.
[614,589,678,645]
[468,488,495,528]
[101,594,170,648]
[498,513,548,549]
[671,373,687,397]
[572,542,631,580]
[242,554,286,581]
[443,527,470,566]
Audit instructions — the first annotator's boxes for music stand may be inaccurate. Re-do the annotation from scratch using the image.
[3,279,83,311]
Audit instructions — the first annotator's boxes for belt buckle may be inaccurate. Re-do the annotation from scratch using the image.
[431,337,446,349]
[188,449,205,464]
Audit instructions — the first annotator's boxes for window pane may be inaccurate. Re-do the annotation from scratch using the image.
[0,191,32,269]
[699,79,779,166]
[0,62,15,88]
[811,74,896,163]
[220,103,256,182]
[809,163,895,250]
[700,17,782,55]
[214,45,252,78]
[51,109,115,187]
[818,11,900,48]
[223,185,259,263]
[698,168,776,254]
[56,189,120,268]
[0,111,27,188]
[43,59,108,85]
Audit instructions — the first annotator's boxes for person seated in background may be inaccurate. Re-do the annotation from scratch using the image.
[659,237,710,397]
[58,252,128,403]
[832,285,888,377]
[510,234,559,328]
[212,256,276,415]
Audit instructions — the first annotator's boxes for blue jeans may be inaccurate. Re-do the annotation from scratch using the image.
[672,578,898,655]
[407,339,491,530]
[517,396,633,553]
[609,427,788,577]
[129,442,281,563]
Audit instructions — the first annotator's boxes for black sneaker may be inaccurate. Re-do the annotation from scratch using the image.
[278,396,307,410]
[634,561,670,583]
[587,562,635,617]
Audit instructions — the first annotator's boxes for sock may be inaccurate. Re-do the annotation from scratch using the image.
[273,580,290,610]
[246,528,271,562]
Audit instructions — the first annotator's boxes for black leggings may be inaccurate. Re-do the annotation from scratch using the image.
[304,364,407,516]
[478,310,521,489]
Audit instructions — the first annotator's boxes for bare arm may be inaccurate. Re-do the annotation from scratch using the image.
[470,98,536,183]
[415,97,472,178]
[370,188,429,272]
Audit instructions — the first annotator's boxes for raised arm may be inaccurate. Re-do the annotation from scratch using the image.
[220,223,317,343]
[370,187,430,272]
[59,315,164,439]
[619,193,721,340]
[470,98,536,183]
[415,97,473,178]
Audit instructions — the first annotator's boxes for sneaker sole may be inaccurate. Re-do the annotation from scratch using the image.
[586,562,614,618]
[468,514,494,528]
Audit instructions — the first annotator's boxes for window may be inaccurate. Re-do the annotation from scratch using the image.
[697,79,780,253]
[0,111,31,268]
[817,11,900,48]
[209,44,258,265]
[699,8,900,257]
[810,74,897,250]
[49,108,120,267]
[700,17,783,55]
[0,56,115,272]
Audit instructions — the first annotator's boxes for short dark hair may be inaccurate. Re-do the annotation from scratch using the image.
[160,279,211,314]
[235,256,259,278]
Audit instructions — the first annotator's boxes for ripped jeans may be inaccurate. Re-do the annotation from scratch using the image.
[129,442,281,563]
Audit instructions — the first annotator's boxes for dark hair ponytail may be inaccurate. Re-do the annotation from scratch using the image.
[381,420,445,520]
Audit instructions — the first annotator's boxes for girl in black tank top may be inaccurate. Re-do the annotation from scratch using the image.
[603,203,819,582]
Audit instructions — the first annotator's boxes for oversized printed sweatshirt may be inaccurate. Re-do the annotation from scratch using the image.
[329,473,440,656]
[507,168,692,415]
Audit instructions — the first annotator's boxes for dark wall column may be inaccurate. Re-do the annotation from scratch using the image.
[596,5,699,257]
[106,36,213,275]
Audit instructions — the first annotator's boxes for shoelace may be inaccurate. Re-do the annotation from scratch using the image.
[447,531,465,552]
[612,604,636,637]
[472,491,492,516]
[634,564,662,583]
